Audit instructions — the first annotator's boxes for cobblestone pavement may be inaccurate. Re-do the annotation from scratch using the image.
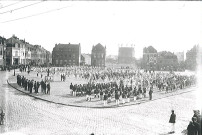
[8,70,196,108]
[0,70,199,135]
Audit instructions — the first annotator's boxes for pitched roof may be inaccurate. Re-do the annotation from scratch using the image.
[92,43,105,52]
[143,46,157,53]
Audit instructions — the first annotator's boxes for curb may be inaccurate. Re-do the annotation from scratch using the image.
[7,79,196,109]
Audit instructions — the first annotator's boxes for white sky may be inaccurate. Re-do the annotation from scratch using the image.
[0,1,201,59]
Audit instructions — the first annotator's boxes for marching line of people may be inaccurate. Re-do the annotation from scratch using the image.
[17,75,51,95]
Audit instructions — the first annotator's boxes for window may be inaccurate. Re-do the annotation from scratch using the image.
[15,51,18,56]
[72,54,75,58]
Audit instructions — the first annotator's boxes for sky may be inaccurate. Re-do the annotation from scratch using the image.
[0,1,201,59]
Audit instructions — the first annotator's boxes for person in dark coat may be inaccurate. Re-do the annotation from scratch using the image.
[30,81,33,93]
[149,86,153,100]
[24,79,27,90]
[44,82,47,94]
[187,121,197,135]
[34,81,37,93]
[192,117,200,135]
[47,83,50,94]
[41,80,44,93]
[103,93,108,106]
[169,110,176,133]
[115,92,119,105]
[36,81,40,93]
[100,90,103,101]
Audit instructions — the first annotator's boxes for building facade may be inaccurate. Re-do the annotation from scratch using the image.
[91,43,106,67]
[6,35,26,65]
[81,54,91,66]
[0,36,6,68]
[157,51,178,71]
[52,43,81,66]
[118,47,135,64]
[142,46,158,70]
[4,35,50,66]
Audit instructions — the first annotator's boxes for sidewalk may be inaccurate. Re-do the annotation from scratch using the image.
[7,70,196,108]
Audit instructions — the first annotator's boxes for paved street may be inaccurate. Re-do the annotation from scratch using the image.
[0,70,199,135]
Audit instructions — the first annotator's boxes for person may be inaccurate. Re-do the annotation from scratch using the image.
[61,74,63,81]
[34,81,37,93]
[30,80,33,93]
[47,82,50,94]
[115,92,119,105]
[122,91,125,104]
[100,90,103,101]
[192,117,200,135]
[0,109,5,125]
[187,121,196,135]
[169,110,176,134]
[41,80,44,93]
[44,82,47,94]
[103,93,108,106]
[149,86,153,100]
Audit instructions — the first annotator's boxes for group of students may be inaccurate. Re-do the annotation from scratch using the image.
[17,75,51,94]
[67,69,195,106]
[70,80,154,106]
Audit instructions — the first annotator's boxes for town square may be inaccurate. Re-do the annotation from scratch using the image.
[0,1,201,135]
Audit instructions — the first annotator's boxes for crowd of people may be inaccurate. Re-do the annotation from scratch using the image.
[54,66,196,106]
[14,65,196,106]
[16,74,50,94]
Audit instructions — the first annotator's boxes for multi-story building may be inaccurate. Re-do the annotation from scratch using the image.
[30,45,50,66]
[52,43,81,66]
[46,51,52,66]
[91,43,106,67]
[81,54,91,66]
[142,46,158,70]
[0,36,7,68]
[5,35,50,67]
[24,43,32,65]
[118,47,135,64]
[157,51,178,71]
[6,35,26,65]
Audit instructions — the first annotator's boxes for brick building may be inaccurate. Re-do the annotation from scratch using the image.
[142,46,158,70]
[157,51,178,71]
[91,43,106,67]
[118,47,135,64]
[52,43,81,66]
